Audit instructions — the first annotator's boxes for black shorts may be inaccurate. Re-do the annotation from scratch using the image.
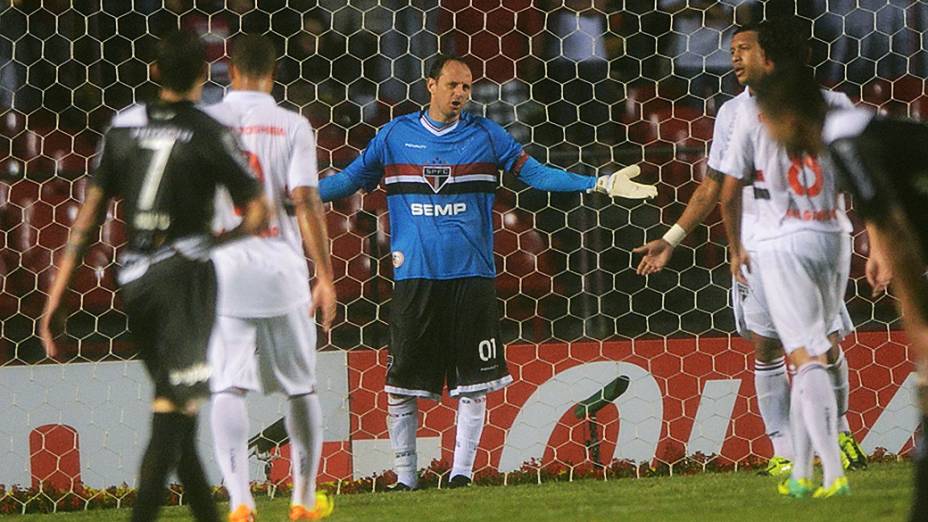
[121,255,216,407]
[386,277,512,399]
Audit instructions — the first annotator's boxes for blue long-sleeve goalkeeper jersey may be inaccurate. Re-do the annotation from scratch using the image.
[320,110,595,281]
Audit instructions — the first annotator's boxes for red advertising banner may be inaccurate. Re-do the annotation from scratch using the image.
[338,330,917,481]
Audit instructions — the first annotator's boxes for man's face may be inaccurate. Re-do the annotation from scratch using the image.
[427,60,472,122]
[730,30,773,87]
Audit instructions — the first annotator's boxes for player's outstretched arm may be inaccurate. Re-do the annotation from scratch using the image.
[719,174,748,285]
[319,125,391,203]
[590,165,658,199]
[319,171,363,203]
[481,118,655,198]
[293,186,337,332]
[40,185,109,358]
[633,170,723,275]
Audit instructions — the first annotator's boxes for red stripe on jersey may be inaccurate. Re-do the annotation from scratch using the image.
[237,126,286,136]
[511,151,530,176]
[383,163,498,178]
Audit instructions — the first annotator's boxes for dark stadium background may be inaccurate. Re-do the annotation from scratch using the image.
[1,0,923,362]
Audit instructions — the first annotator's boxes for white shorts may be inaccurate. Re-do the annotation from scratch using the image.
[754,231,852,356]
[208,305,317,396]
[732,257,854,341]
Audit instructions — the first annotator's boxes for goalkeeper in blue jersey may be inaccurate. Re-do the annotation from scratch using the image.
[320,54,656,490]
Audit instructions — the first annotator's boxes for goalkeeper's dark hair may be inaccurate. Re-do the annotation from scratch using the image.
[427,53,468,80]
[155,30,206,93]
[231,34,278,78]
[734,18,810,69]
[754,65,826,126]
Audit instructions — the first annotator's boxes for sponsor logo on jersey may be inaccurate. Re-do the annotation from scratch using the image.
[392,250,404,268]
[410,202,467,216]
[784,207,838,222]
[423,165,452,192]
[404,142,426,149]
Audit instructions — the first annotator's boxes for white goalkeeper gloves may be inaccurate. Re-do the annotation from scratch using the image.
[592,165,657,199]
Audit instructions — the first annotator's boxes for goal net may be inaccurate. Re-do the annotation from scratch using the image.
[0,0,923,513]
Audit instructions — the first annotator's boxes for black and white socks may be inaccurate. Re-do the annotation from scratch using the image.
[451,393,487,479]
[387,395,419,488]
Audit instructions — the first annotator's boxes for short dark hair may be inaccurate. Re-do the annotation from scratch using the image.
[733,22,761,37]
[156,30,207,93]
[733,19,810,69]
[755,65,826,126]
[231,34,277,78]
[427,54,468,80]
[760,18,810,69]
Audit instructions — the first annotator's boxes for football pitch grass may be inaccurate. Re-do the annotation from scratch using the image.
[5,461,913,521]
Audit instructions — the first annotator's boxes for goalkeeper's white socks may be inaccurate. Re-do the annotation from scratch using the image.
[211,390,255,511]
[451,393,488,479]
[754,357,794,459]
[794,362,845,486]
[387,395,419,488]
[285,392,323,508]
[828,350,851,433]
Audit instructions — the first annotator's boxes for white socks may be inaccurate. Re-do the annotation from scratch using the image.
[211,390,254,511]
[788,379,814,481]
[387,395,419,488]
[828,350,851,433]
[212,391,324,510]
[285,393,324,508]
[754,357,793,459]
[451,393,487,479]
[793,362,845,486]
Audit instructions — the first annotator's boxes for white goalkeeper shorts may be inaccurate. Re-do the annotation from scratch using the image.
[753,231,852,357]
[733,255,854,342]
[208,304,317,396]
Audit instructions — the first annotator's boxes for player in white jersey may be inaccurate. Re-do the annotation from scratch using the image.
[633,21,864,476]
[719,65,855,498]
[204,35,336,522]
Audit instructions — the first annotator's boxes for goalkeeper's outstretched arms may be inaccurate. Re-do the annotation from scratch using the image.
[319,121,394,202]
[516,155,656,198]
[483,117,656,197]
[633,168,723,275]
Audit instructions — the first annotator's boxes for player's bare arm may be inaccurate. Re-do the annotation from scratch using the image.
[214,194,269,246]
[40,185,109,358]
[293,185,337,332]
[719,173,748,285]
[864,221,893,297]
[633,169,723,275]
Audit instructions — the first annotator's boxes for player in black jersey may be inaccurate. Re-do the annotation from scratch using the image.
[39,31,267,522]
[754,66,927,518]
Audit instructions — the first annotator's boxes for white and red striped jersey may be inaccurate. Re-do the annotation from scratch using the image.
[719,89,854,244]
[205,91,318,317]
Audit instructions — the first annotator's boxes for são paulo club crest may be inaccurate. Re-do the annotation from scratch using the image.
[423,165,452,192]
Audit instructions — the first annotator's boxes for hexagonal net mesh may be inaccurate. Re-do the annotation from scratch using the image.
[0,0,925,511]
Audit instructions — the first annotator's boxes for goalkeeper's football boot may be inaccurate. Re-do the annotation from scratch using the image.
[289,491,334,521]
[813,476,850,498]
[384,482,417,492]
[447,475,472,489]
[777,477,815,498]
[839,431,868,470]
[759,456,793,478]
[229,504,256,522]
